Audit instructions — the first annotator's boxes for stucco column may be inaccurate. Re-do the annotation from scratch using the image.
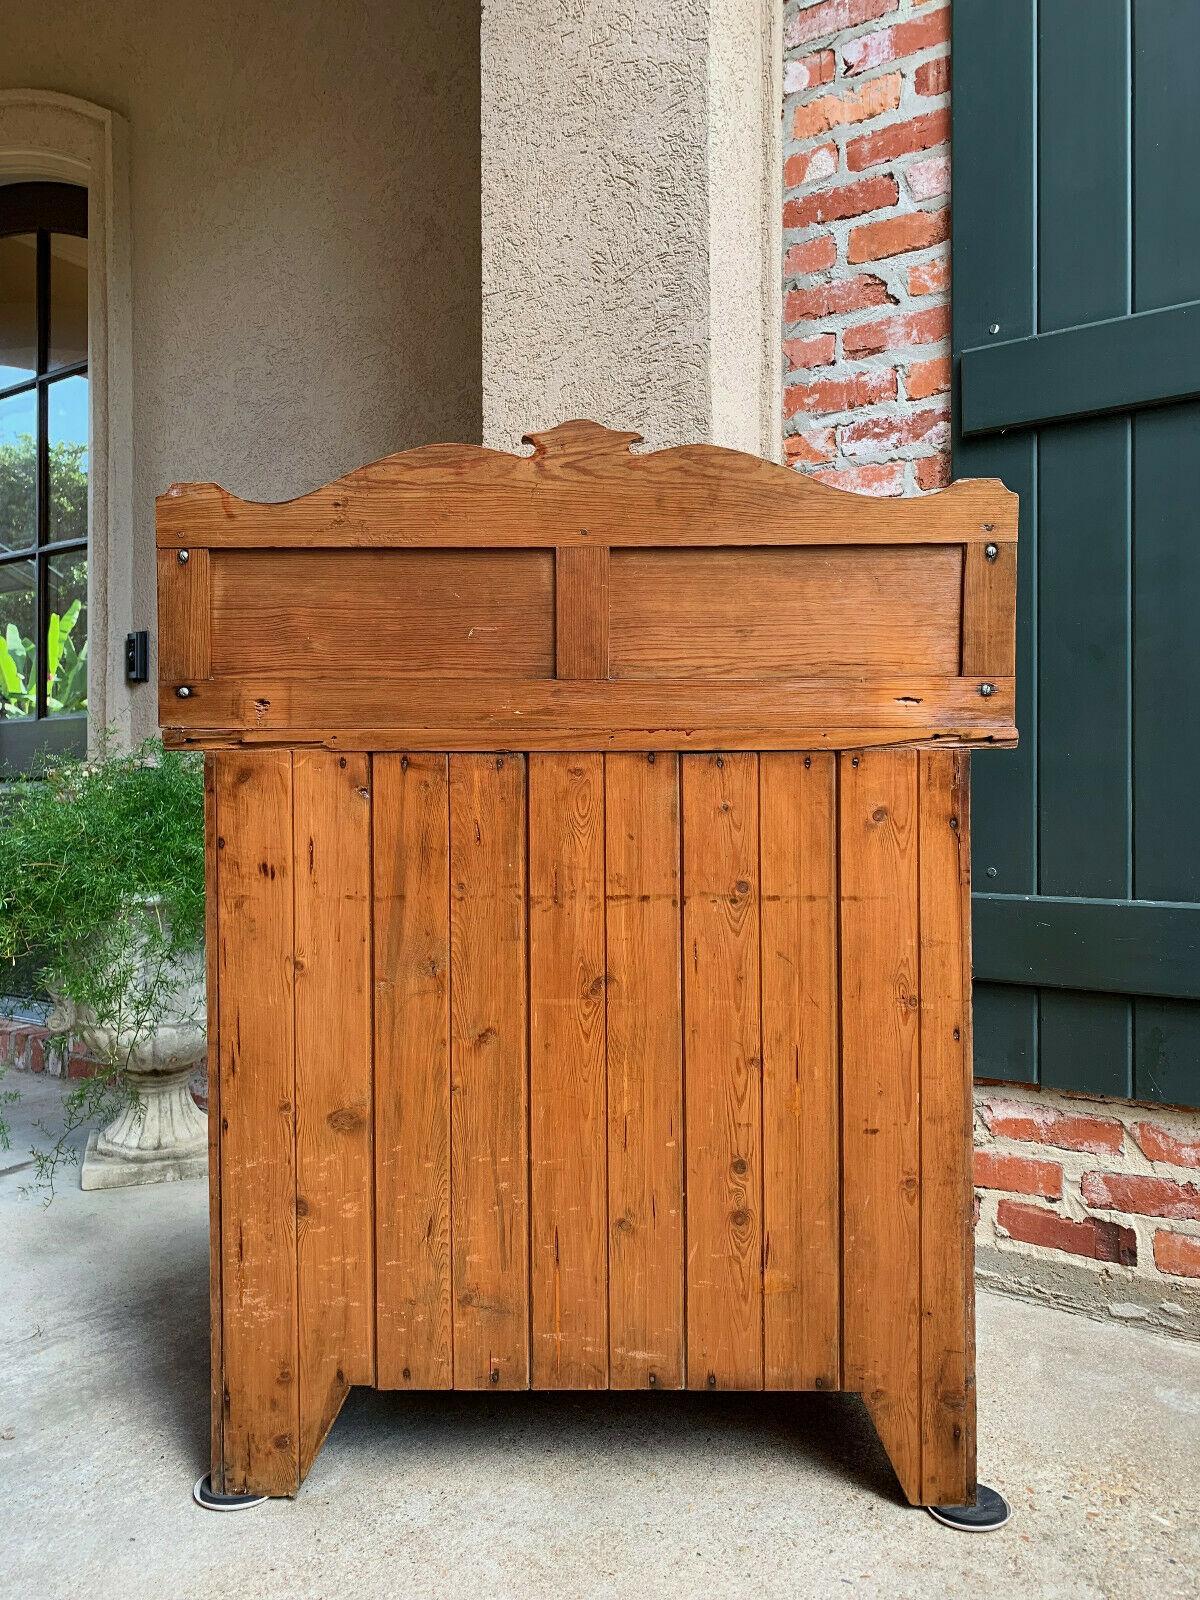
[481,0,782,456]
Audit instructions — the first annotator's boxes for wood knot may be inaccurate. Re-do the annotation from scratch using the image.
[328,1106,364,1133]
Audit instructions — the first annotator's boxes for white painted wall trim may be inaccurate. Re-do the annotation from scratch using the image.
[0,90,134,751]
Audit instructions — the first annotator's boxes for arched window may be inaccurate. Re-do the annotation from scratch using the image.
[0,181,88,766]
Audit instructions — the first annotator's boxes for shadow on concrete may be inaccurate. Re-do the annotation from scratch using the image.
[327,1384,903,1505]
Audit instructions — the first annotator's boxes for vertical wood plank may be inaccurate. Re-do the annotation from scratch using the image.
[839,749,922,1503]
[760,753,840,1391]
[449,754,530,1388]
[919,751,976,1506]
[214,751,299,1496]
[292,751,374,1479]
[555,545,610,679]
[374,754,452,1389]
[961,540,1016,678]
[157,546,211,683]
[605,753,685,1390]
[682,753,762,1390]
[203,756,224,1490]
[528,754,608,1387]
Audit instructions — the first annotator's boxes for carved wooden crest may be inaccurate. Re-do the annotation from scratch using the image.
[157,420,1017,751]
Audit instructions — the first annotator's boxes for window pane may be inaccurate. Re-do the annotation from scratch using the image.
[0,233,37,386]
[48,374,88,542]
[0,388,36,554]
[0,557,36,720]
[49,232,88,370]
[45,551,87,716]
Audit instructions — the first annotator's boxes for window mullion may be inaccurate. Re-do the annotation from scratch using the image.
[34,228,49,721]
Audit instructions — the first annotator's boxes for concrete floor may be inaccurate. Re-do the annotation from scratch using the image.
[1,1075,1198,1600]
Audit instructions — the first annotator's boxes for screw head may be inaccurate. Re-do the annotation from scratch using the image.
[979,681,995,698]
[177,549,190,565]
[985,542,999,562]
[176,685,192,699]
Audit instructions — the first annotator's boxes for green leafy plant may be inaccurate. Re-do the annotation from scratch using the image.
[0,739,205,1189]
[0,434,89,721]
[0,599,88,718]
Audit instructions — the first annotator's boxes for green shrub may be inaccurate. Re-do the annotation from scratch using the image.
[0,738,205,1186]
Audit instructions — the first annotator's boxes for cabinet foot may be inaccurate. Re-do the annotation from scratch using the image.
[193,1474,269,1512]
[926,1483,1010,1532]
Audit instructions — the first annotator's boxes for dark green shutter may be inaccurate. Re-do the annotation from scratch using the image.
[953,0,1200,1107]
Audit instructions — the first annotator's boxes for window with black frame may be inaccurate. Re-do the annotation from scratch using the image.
[0,182,89,769]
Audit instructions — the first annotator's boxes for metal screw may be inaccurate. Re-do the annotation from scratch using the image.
[979,682,995,698]
[988,323,1000,335]
[177,549,190,565]
[985,542,999,562]
[176,685,192,699]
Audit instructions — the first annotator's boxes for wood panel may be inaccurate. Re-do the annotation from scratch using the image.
[682,753,763,1390]
[203,757,224,1489]
[157,419,1016,552]
[528,755,608,1387]
[449,755,530,1388]
[292,751,374,1475]
[760,753,840,1391]
[610,547,963,679]
[605,753,685,1389]
[208,549,554,679]
[161,674,1016,753]
[157,547,211,684]
[839,749,922,1503]
[373,754,452,1389]
[213,751,299,1496]
[555,546,609,679]
[918,751,976,1505]
[961,540,1017,678]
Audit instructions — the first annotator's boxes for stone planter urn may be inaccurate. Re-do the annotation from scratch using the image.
[54,898,208,1191]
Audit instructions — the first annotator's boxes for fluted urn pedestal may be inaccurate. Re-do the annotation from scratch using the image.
[74,919,208,1191]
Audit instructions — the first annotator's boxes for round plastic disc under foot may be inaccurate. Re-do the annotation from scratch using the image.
[927,1483,1011,1532]
[193,1474,269,1512]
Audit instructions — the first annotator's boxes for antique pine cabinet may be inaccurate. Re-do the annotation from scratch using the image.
[156,421,1017,1507]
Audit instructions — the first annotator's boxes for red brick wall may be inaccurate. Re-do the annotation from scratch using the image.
[783,0,950,494]
[975,1088,1200,1294]
[782,1,1200,1333]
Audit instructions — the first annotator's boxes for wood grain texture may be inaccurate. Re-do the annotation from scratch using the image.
[373,754,452,1389]
[157,420,1017,551]
[528,755,608,1387]
[203,757,224,1489]
[839,749,922,1504]
[605,753,685,1390]
[160,675,1016,754]
[209,549,554,680]
[609,547,963,679]
[157,547,211,685]
[961,539,1017,678]
[682,754,763,1390]
[918,751,977,1505]
[555,546,609,679]
[760,753,840,1391]
[213,751,299,1497]
[292,751,374,1479]
[449,755,530,1389]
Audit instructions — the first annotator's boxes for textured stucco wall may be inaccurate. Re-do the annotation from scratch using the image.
[2,0,481,742]
[481,0,780,455]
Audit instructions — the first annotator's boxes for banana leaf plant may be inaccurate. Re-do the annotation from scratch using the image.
[0,600,87,718]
